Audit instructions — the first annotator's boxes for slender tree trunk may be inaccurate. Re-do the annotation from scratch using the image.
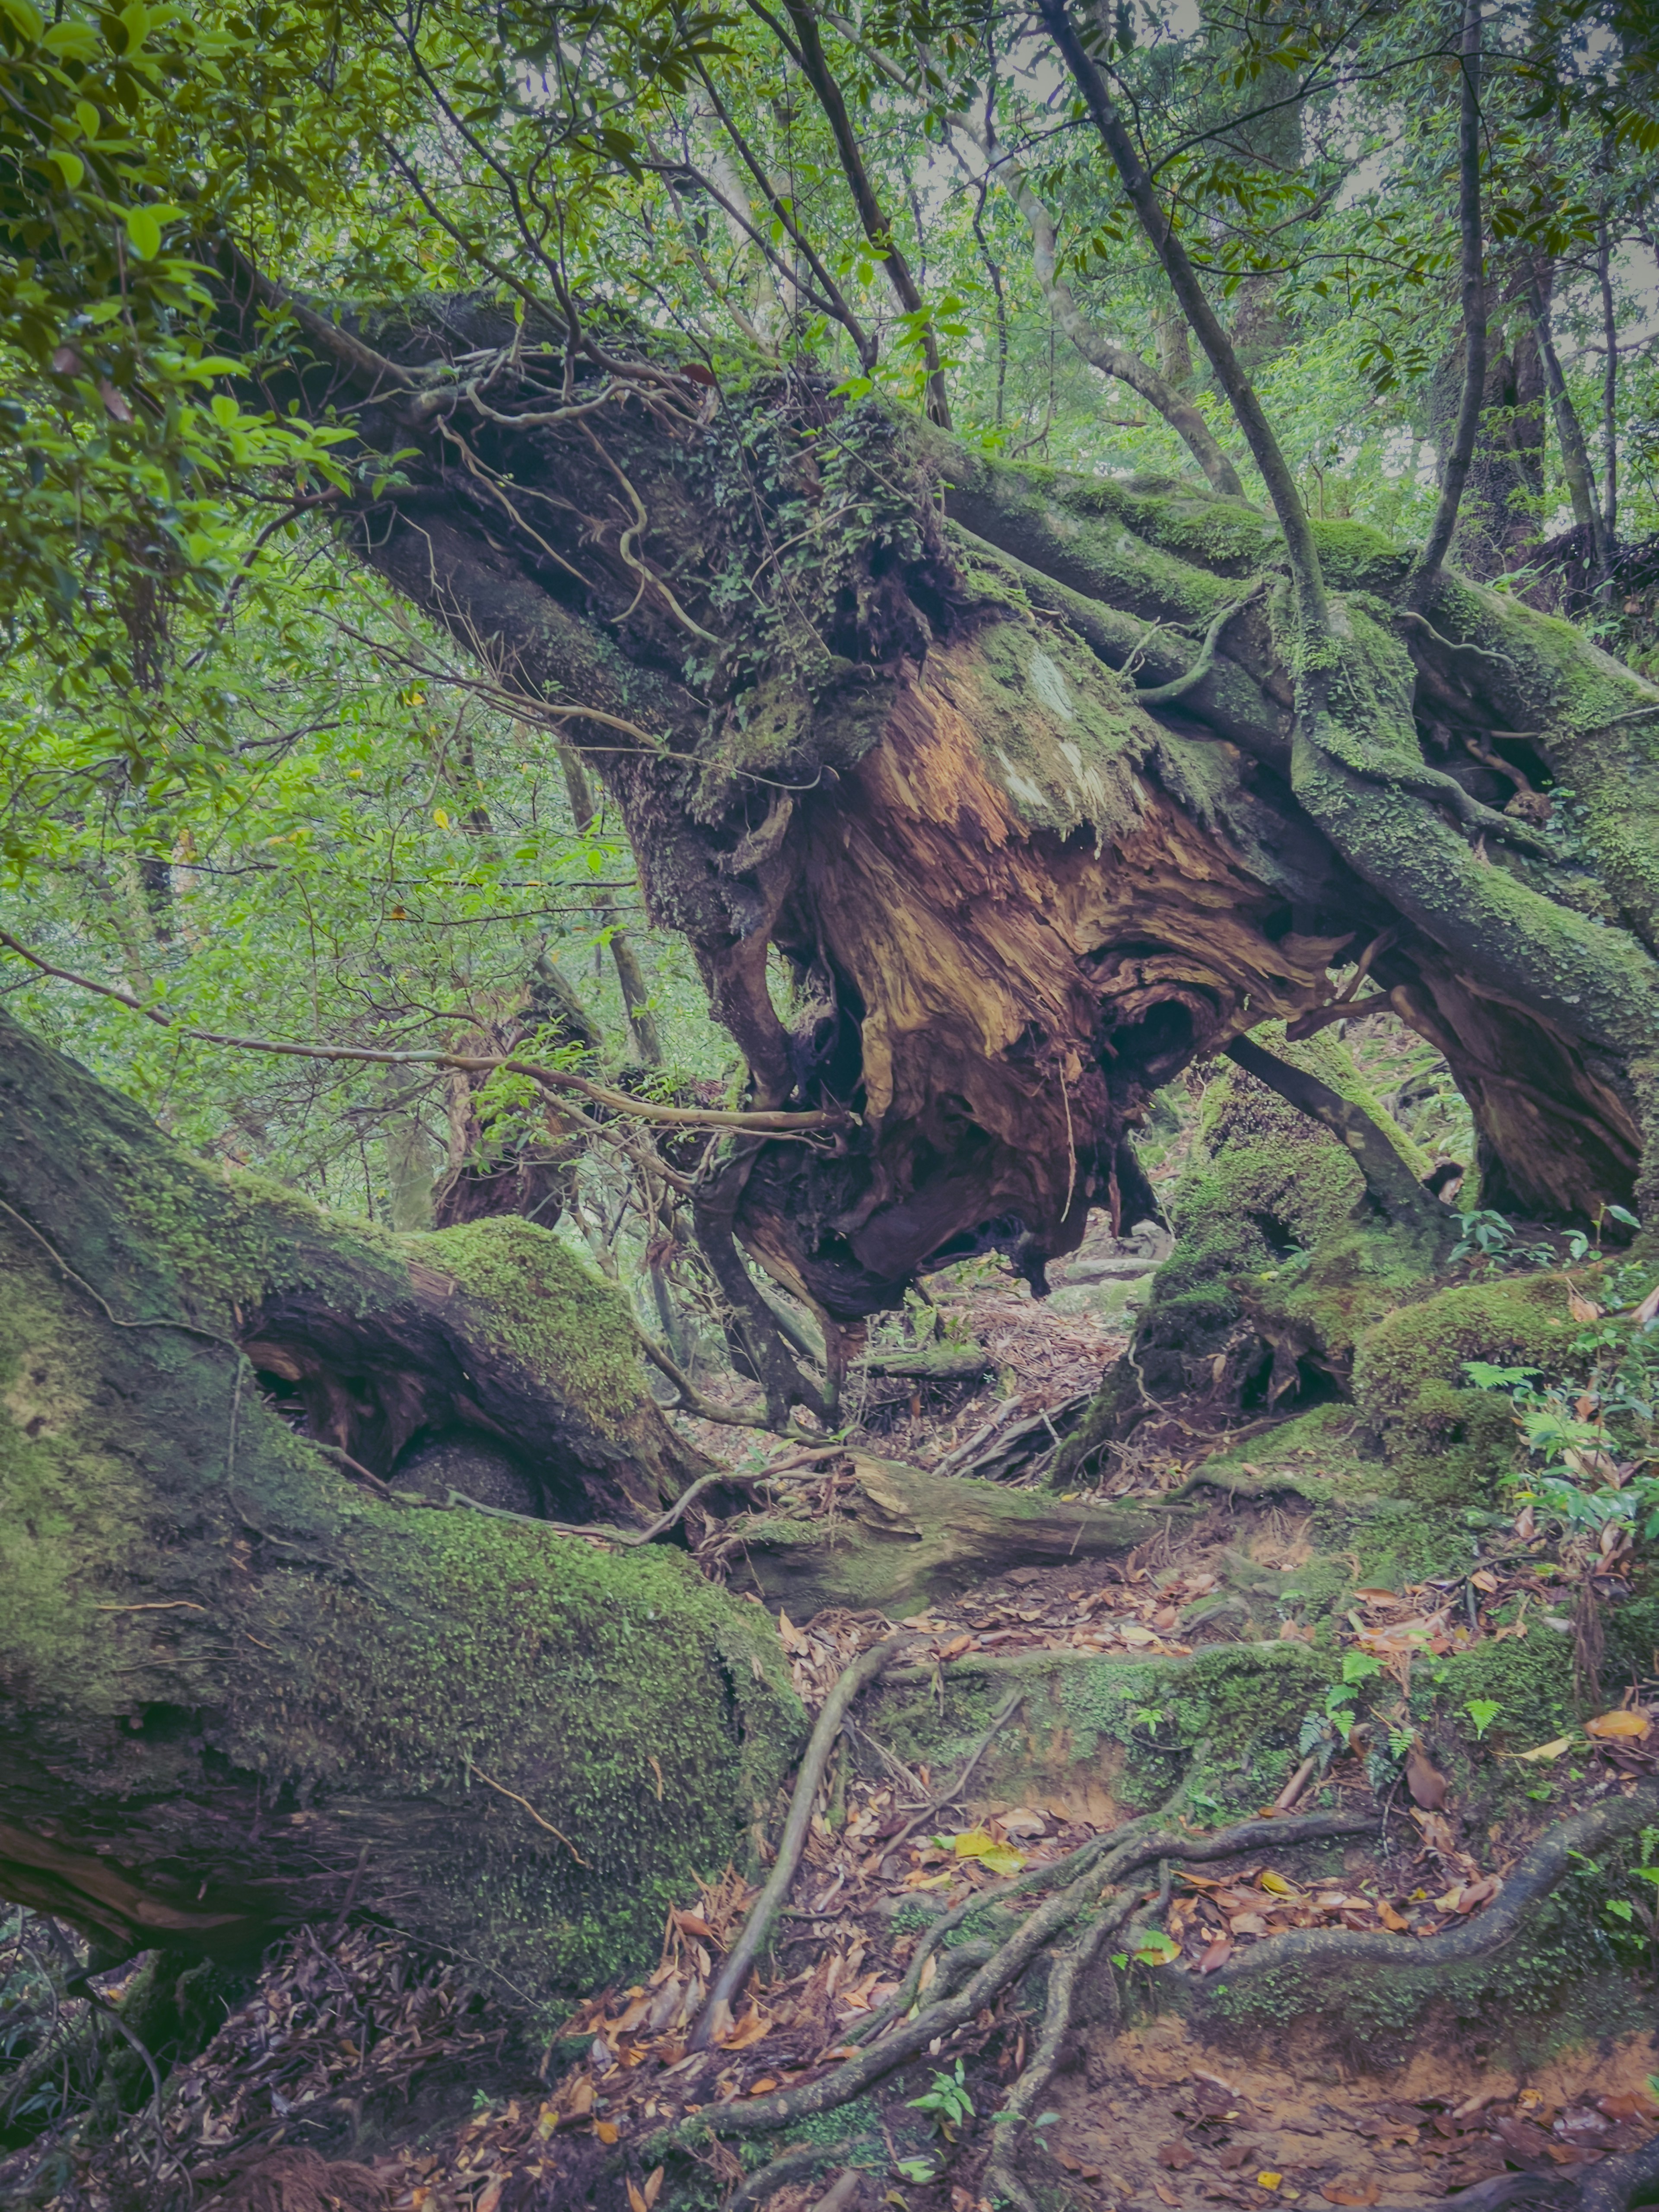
[1599,213,1618,543]
[1411,0,1486,607]
[559,745,663,1065]
[1529,275,1613,596]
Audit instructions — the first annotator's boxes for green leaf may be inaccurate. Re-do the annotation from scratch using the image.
[125,206,162,261]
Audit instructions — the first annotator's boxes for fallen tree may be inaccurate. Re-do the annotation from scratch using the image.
[0,1007,802,1995]
[213,265,1659,1437]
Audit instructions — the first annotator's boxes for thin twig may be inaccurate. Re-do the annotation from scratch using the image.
[467,1758,591,1865]
[0,930,845,1138]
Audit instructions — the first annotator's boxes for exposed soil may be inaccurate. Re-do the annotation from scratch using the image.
[1046,2019,1659,2210]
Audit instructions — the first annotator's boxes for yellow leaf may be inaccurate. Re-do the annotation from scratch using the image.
[627,2183,648,2212]
[595,2120,619,2144]
[644,2171,665,2211]
[950,1827,1025,1875]
[537,2102,558,2139]
[1258,2174,1284,2190]
[433,806,451,828]
[1514,1736,1571,1762]
[1260,1871,1297,1896]
[1586,1709,1650,1739]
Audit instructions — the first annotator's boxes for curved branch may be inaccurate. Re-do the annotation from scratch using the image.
[985,138,1244,496]
[1224,1034,1450,1242]
[1133,585,1263,704]
[1217,1780,1659,1983]
[0,930,845,1136]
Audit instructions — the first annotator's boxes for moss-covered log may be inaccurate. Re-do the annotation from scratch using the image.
[0,1010,802,1994]
[724,1450,1191,1612]
[216,283,1659,1351]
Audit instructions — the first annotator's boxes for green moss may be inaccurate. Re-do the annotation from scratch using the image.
[1125,1038,1433,1411]
[1353,1272,1573,1504]
[0,1012,803,2005]
[964,617,1150,837]
[428,1215,643,1426]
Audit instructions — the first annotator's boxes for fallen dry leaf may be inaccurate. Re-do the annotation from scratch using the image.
[1586,1709,1650,1739]
[1258,2172,1284,2190]
[1158,2142,1196,2170]
[1195,1936,1233,1975]
[594,2120,619,2145]
[1600,2091,1659,2119]
[1323,2187,1381,2207]
[1515,1736,1572,1763]
[1376,1899,1410,1932]
[1405,1743,1449,1809]
[718,2005,771,2050]
[1154,2184,1179,2207]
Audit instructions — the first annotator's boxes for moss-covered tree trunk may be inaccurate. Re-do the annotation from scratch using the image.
[0,1010,801,1995]
[223,284,1659,1400]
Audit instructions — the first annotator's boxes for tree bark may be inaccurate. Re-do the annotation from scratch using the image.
[0,1007,799,1992]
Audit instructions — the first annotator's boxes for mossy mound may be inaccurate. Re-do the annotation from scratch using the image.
[1058,1033,1433,1472]
[1351,1271,1580,1506]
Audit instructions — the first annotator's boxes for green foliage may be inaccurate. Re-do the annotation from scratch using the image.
[1459,1273,1659,1539]
[908,2059,974,2133]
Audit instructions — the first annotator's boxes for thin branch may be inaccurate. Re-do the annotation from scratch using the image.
[0,931,847,1137]
[1035,0,1329,645]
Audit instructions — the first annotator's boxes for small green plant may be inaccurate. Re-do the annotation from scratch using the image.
[1461,1286,1659,1543]
[894,2157,937,2183]
[909,2058,974,2139]
[1451,1209,1559,1272]
[1465,1699,1500,1741]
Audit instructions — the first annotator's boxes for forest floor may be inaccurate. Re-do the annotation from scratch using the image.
[8,1228,1659,2212]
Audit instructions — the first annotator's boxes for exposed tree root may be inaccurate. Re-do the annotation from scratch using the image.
[689,1632,908,2050]
[982,1859,1174,2212]
[1217,1781,1659,1986]
[674,1809,1371,2151]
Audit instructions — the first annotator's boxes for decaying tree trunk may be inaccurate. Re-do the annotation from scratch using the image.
[0,1010,800,1993]
[220,275,1659,1414]
[712,1451,1188,1613]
